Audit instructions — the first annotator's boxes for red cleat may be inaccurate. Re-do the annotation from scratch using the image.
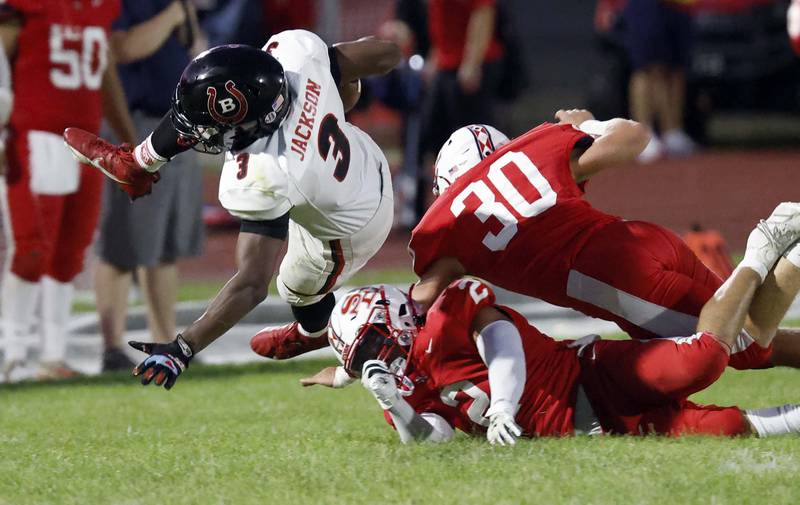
[250,322,330,359]
[63,127,159,200]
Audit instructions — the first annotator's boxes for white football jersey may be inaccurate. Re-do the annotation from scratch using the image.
[218,30,388,240]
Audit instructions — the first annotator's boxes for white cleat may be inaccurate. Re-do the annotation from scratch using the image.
[741,202,800,279]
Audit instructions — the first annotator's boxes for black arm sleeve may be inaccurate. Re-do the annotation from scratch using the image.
[150,113,193,160]
[239,214,290,240]
[328,46,342,87]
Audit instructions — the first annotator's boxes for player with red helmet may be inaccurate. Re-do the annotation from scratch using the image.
[408,110,800,372]
[0,0,136,380]
[307,203,800,443]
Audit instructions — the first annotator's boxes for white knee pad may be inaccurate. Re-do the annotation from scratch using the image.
[276,274,328,307]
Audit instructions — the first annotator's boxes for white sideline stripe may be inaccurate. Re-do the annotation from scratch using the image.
[567,270,699,337]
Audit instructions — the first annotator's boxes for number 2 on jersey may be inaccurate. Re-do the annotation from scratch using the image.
[450,151,556,251]
[440,380,490,427]
[318,114,351,181]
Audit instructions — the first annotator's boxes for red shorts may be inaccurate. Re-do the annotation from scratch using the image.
[566,220,773,370]
[579,332,748,436]
[2,129,103,283]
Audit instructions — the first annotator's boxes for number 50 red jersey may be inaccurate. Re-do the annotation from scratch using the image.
[410,123,620,302]
[3,0,120,134]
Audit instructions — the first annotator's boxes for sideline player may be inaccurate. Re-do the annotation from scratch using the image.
[0,0,136,380]
[64,30,400,388]
[408,111,800,371]
[306,203,800,443]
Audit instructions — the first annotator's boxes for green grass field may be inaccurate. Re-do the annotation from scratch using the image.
[2,359,799,505]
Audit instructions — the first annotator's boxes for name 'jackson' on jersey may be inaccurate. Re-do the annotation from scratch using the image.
[217,30,387,241]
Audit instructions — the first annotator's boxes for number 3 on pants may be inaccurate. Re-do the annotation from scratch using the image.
[450,151,556,251]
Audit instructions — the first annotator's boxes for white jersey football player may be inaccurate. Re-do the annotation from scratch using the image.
[64,30,400,389]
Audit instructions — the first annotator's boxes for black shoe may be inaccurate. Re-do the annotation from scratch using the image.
[102,347,135,372]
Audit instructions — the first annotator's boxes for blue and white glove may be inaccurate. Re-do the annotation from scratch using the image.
[486,403,523,446]
[361,359,400,410]
[129,335,193,390]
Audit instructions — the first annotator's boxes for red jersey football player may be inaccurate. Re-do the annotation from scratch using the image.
[0,0,136,380]
[409,110,800,372]
[310,203,800,442]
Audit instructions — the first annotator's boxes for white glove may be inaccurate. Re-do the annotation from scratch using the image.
[486,410,522,446]
[361,359,400,410]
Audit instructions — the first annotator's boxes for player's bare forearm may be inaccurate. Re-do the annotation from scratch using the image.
[412,257,466,311]
[111,0,186,64]
[101,57,137,145]
[180,232,282,352]
[0,21,20,56]
[461,5,495,70]
[180,273,268,351]
[573,118,649,181]
[333,38,401,83]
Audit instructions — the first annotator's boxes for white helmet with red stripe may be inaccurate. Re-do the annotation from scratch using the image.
[328,285,419,379]
[433,124,510,195]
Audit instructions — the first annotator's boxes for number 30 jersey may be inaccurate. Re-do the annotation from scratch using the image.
[388,279,581,437]
[218,30,388,240]
[409,123,619,302]
[2,0,120,134]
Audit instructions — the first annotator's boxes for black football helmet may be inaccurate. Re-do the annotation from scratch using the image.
[171,44,290,153]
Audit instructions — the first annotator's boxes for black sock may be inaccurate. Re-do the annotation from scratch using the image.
[150,112,192,160]
[292,293,336,334]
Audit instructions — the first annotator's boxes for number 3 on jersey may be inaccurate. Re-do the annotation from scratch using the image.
[450,151,556,251]
[318,114,350,181]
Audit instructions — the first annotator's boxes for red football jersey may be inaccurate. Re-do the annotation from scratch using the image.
[410,123,620,304]
[6,0,120,134]
[385,279,581,437]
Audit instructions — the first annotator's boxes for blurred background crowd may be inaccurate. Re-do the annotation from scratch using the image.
[0,0,798,380]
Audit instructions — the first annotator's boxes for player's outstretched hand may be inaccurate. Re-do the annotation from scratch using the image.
[129,335,194,390]
[300,366,338,387]
[486,411,522,446]
[554,109,594,127]
[300,366,356,389]
[361,360,399,410]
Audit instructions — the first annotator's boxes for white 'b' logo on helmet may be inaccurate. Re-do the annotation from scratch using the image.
[218,98,236,114]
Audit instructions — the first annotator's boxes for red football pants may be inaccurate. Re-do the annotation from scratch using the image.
[567,220,772,370]
[2,131,103,283]
[579,333,749,436]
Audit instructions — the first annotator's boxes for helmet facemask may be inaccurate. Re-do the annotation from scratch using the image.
[335,287,419,392]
